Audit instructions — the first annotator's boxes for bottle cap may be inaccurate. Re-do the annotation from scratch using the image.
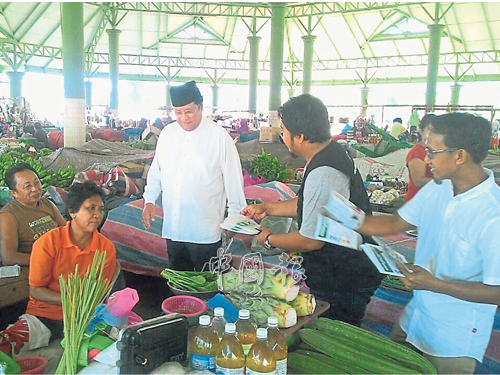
[199,315,211,326]
[225,323,236,334]
[214,307,224,317]
[256,327,267,339]
[267,316,278,327]
[239,309,250,319]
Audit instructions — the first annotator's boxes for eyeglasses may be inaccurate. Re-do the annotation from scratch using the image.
[425,147,460,159]
[174,106,200,118]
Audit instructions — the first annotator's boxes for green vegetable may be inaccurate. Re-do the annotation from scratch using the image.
[288,352,345,374]
[160,268,218,292]
[56,251,112,374]
[249,151,293,183]
[299,328,418,374]
[220,267,300,301]
[293,349,370,374]
[315,318,436,374]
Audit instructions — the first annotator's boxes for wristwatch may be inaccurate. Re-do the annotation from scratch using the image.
[264,233,275,250]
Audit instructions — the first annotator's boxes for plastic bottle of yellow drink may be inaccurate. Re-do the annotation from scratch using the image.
[246,328,276,375]
[235,309,257,357]
[267,317,287,375]
[215,323,245,375]
[211,307,228,340]
[189,315,220,372]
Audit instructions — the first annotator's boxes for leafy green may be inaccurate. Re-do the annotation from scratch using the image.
[249,151,293,183]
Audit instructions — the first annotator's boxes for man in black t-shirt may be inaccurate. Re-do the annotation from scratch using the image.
[242,94,382,326]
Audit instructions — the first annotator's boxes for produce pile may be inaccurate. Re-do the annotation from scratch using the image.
[160,268,218,292]
[220,268,316,329]
[0,148,75,190]
[123,140,156,150]
[369,188,400,205]
[249,151,296,183]
[160,266,317,329]
[289,318,436,374]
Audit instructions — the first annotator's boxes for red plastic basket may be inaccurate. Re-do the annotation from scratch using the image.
[161,295,207,317]
[15,356,48,375]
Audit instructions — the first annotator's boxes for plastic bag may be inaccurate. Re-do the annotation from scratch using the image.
[250,216,296,255]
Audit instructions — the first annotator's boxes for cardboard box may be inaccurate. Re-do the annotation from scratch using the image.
[259,126,276,143]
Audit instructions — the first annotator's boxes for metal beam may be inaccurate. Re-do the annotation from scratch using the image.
[17,64,500,86]
[83,2,429,19]
[3,41,500,72]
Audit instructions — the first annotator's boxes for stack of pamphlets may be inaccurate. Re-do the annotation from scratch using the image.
[360,243,409,276]
[220,214,260,235]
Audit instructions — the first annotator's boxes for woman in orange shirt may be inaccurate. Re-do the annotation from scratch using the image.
[0,181,117,356]
[405,114,436,201]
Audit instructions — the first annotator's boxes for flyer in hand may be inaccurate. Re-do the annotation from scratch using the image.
[360,243,408,276]
[313,214,363,251]
[220,214,260,235]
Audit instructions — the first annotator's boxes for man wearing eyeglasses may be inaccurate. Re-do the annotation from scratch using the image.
[357,112,500,374]
[142,81,246,271]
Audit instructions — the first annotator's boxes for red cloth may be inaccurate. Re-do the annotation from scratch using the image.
[0,318,29,355]
[405,143,433,201]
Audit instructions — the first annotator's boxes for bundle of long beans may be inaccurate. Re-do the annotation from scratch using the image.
[55,250,112,374]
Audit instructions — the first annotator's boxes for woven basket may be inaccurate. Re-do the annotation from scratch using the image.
[15,356,48,375]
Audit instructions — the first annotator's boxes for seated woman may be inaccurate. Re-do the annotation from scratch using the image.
[0,180,117,356]
[0,163,66,266]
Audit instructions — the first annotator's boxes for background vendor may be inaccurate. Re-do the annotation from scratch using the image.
[0,181,117,356]
[0,163,65,266]
[142,81,246,271]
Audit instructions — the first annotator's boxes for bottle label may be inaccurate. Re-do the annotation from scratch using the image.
[241,344,252,357]
[216,365,245,375]
[276,358,287,375]
[190,353,216,372]
[246,370,275,375]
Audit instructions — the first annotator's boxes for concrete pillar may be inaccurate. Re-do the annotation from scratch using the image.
[107,28,121,113]
[269,3,286,111]
[425,24,445,107]
[7,71,24,106]
[360,86,370,115]
[248,35,261,114]
[450,83,462,106]
[61,2,86,147]
[301,35,316,95]
[85,80,92,109]
[212,85,219,113]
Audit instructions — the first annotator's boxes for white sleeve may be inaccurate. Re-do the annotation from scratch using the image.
[397,180,435,227]
[480,217,500,285]
[221,133,246,217]
[142,134,163,205]
[299,167,350,239]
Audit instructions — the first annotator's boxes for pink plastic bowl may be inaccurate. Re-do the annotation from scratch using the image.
[161,295,207,318]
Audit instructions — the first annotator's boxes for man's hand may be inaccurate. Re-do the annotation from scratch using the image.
[397,262,438,291]
[256,226,271,246]
[241,203,268,221]
[142,203,155,228]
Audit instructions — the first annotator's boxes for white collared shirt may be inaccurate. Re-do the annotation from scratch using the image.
[398,169,500,361]
[143,117,246,243]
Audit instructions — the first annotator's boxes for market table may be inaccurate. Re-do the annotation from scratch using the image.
[0,267,29,309]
